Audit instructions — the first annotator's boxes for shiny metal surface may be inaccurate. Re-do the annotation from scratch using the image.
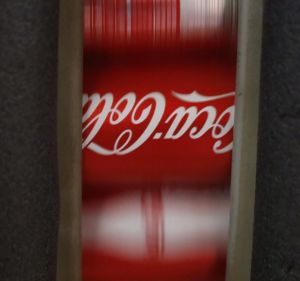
[84,0,238,48]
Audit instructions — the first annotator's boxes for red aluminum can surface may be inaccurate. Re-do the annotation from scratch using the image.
[83,53,236,190]
[84,0,237,51]
[83,189,229,281]
[83,0,237,191]
[83,1,237,281]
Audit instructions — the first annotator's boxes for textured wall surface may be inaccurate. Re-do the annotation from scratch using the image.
[252,1,300,281]
[0,1,59,281]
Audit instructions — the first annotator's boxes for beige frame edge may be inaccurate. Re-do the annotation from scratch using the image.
[55,1,263,281]
[226,0,263,281]
[56,0,83,281]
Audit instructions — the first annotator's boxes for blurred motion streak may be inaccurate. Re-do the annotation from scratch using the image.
[82,1,237,281]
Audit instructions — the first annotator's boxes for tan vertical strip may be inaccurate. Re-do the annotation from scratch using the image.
[57,0,82,280]
[226,0,263,281]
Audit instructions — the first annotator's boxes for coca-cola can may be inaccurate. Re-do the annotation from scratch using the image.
[82,1,237,281]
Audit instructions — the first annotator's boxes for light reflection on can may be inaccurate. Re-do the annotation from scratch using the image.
[84,0,237,50]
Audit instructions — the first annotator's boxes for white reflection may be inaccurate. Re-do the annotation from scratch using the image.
[180,0,226,37]
[83,189,229,261]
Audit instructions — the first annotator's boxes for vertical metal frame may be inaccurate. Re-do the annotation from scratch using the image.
[226,0,263,281]
[56,0,83,280]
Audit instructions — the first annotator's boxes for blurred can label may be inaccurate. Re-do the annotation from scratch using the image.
[82,1,237,281]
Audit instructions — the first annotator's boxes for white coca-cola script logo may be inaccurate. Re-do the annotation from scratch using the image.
[82,91,235,155]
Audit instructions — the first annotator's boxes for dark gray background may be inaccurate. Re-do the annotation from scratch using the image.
[252,1,300,281]
[0,1,59,281]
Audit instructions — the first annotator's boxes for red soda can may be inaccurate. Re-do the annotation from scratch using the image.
[82,1,237,280]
